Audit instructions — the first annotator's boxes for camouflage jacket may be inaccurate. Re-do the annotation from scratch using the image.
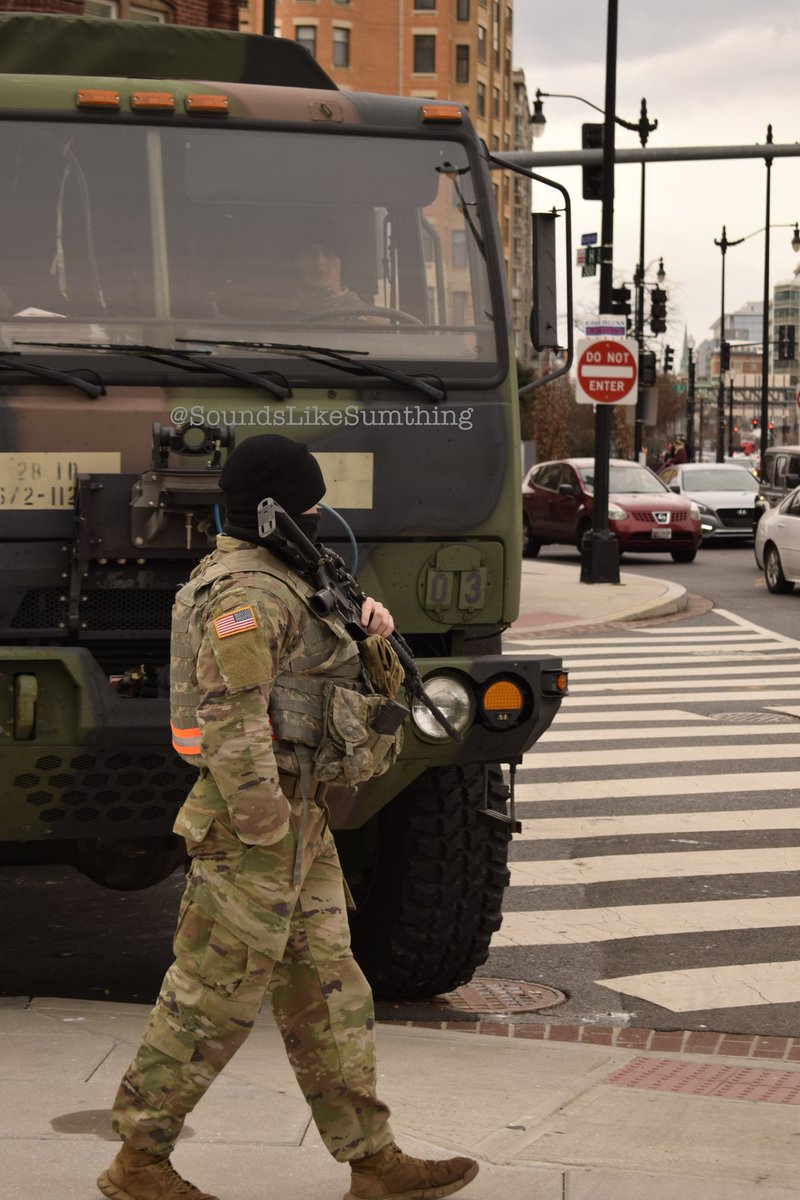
[170,535,363,848]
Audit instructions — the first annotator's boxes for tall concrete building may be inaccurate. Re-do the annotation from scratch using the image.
[259,0,531,361]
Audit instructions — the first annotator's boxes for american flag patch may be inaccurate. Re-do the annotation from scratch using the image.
[213,606,258,639]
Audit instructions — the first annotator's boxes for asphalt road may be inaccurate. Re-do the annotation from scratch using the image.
[3,541,799,1036]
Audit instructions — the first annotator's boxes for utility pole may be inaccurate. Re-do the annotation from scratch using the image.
[631,99,658,462]
[686,346,696,461]
[581,0,620,584]
[263,1,275,35]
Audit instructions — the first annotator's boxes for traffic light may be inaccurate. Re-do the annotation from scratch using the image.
[610,285,631,316]
[787,325,796,360]
[649,287,667,334]
[581,123,604,201]
[720,340,731,371]
[777,325,787,358]
[639,349,656,387]
[751,417,759,428]
[663,345,674,374]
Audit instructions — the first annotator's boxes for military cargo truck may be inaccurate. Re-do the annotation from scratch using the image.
[0,13,567,1000]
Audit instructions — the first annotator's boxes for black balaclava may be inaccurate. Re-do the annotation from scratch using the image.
[219,435,326,545]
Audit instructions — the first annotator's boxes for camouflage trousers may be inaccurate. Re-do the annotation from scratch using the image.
[111,796,393,1163]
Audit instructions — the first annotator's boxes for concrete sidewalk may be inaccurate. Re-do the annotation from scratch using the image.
[516,559,688,632]
[4,995,800,1200]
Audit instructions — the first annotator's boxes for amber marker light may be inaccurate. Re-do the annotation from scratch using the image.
[132,92,176,111]
[76,89,121,109]
[185,94,230,114]
[480,678,527,730]
[420,104,462,123]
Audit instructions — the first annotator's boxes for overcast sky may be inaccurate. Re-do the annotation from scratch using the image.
[513,0,800,351]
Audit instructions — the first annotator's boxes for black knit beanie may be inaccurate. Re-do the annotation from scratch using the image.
[220,435,326,538]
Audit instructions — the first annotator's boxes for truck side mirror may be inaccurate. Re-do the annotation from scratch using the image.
[530,212,559,350]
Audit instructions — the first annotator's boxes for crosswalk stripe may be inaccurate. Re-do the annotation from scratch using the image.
[572,673,800,692]
[515,770,800,802]
[526,741,800,770]
[514,808,800,841]
[493,896,800,947]
[594,960,800,1012]
[509,846,800,887]
[560,688,800,704]
[713,608,800,647]
[564,651,800,668]
[572,663,800,680]
[547,709,715,724]
[538,724,797,742]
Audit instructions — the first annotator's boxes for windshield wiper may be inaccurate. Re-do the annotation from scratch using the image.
[16,342,291,401]
[0,353,104,398]
[178,338,446,403]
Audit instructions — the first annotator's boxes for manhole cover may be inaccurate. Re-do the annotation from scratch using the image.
[711,711,799,724]
[428,978,566,1015]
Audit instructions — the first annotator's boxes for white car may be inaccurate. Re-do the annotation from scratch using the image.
[754,485,800,593]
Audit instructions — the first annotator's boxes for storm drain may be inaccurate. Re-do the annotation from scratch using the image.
[429,978,566,1015]
[711,711,799,723]
[607,1057,800,1105]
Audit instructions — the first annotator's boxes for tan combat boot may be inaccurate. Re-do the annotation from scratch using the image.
[97,1143,220,1200]
[345,1141,479,1200]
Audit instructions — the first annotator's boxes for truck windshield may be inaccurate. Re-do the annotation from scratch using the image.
[0,121,497,369]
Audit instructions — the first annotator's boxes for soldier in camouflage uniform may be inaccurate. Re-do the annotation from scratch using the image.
[98,436,478,1200]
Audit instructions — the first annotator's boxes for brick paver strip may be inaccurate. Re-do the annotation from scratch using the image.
[606,1057,800,1105]
[380,1021,800,1062]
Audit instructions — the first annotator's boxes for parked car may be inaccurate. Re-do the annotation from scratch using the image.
[659,462,759,542]
[522,457,702,562]
[754,484,800,593]
[754,445,800,524]
[724,454,759,478]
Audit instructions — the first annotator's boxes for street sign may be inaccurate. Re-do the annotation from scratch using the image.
[585,314,627,338]
[576,337,639,406]
[581,232,598,246]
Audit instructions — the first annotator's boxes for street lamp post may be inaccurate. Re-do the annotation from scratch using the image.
[712,203,799,462]
[714,225,744,462]
[632,101,659,461]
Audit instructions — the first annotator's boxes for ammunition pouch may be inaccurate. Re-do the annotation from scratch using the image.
[312,681,404,787]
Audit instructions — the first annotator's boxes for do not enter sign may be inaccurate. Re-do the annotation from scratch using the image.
[576,337,638,405]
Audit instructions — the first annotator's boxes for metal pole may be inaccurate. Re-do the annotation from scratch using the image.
[728,375,735,455]
[686,347,696,461]
[633,160,646,462]
[263,0,275,35]
[760,126,773,451]
[581,0,620,585]
[716,231,727,463]
[632,99,656,463]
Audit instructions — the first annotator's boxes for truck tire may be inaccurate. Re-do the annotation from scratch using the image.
[337,764,511,1001]
[72,835,187,890]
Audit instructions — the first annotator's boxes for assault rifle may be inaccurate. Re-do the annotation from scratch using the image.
[257,497,462,743]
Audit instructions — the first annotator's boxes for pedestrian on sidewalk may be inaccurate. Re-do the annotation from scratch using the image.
[97,434,478,1200]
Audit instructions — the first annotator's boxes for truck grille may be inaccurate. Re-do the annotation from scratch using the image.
[11,587,176,632]
[13,750,196,834]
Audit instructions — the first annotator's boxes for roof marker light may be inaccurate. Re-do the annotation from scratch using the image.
[132,92,176,111]
[76,89,121,110]
[420,104,463,123]
[185,94,230,115]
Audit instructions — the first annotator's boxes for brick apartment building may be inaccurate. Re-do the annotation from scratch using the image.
[243,0,533,363]
[7,0,237,29]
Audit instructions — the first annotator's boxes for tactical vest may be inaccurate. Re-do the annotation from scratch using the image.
[169,540,403,790]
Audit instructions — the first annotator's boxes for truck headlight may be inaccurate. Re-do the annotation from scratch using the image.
[411,674,473,739]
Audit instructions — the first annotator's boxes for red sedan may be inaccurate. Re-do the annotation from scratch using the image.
[522,457,702,563]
